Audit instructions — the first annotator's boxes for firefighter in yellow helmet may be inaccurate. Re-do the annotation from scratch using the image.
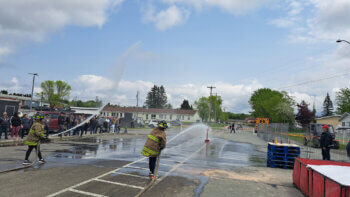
[142,120,167,179]
[23,112,46,165]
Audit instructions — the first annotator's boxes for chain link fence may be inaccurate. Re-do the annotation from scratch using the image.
[256,123,350,162]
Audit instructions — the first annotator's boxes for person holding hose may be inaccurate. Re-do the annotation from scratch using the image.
[23,112,46,165]
[142,120,167,179]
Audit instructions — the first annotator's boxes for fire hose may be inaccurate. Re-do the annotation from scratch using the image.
[135,151,161,197]
[0,143,40,174]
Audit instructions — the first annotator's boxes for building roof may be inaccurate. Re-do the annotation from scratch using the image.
[0,94,38,101]
[103,106,197,115]
[316,115,341,120]
[339,112,350,122]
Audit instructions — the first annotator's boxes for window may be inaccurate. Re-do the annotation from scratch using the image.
[164,114,167,120]
[151,114,156,119]
[188,116,190,120]
[182,115,184,120]
[159,114,163,119]
[146,114,149,120]
[343,122,346,126]
[170,115,172,120]
[120,113,123,118]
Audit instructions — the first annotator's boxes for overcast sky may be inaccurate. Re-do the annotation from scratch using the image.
[0,0,350,113]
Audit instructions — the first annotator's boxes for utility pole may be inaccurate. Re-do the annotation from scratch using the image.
[207,86,216,123]
[214,93,217,123]
[29,73,38,112]
[136,91,139,123]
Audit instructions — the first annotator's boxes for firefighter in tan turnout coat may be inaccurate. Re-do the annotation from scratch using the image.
[142,120,167,179]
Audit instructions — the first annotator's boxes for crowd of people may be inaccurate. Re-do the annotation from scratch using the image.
[0,111,122,140]
[57,112,121,137]
[0,112,32,141]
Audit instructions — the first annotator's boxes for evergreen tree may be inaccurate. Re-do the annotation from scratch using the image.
[180,100,192,110]
[322,93,334,116]
[145,85,168,109]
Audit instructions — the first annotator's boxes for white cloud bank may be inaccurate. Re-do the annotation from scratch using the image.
[72,74,264,113]
[0,0,124,59]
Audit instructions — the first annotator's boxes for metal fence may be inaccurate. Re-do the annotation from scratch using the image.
[256,123,350,162]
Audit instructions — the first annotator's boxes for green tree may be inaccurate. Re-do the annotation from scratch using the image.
[226,113,250,120]
[145,85,168,109]
[39,80,71,108]
[180,100,192,110]
[194,97,209,122]
[249,88,295,123]
[195,95,226,123]
[336,88,350,114]
[322,93,334,117]
[70,97,102,107]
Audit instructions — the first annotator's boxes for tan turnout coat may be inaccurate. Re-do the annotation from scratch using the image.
[142,128,166,157]
[25,121,45,146]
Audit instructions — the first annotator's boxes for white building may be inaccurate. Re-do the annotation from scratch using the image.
[339,112,350,130]
[102,106,201,123]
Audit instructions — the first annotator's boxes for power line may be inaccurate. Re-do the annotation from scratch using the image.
[279,71,350,90]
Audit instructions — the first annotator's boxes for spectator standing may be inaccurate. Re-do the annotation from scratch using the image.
[97,117,104,133]
[104,118,109,133]
[0,112,10,140]
[116,118,120,134]
[21,114,32,139]
[44,114,50,138]
[111,118,116,133]
[66,114,71,136]
[90,117,97,134]
[10,112,22,141]
[58,113,66,136]
[320,125,333,160]
[84,117,89,135]
[346,140,350,159]
[72,115,79,136]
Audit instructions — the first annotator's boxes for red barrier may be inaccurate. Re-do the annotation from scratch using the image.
[293,158,350,197]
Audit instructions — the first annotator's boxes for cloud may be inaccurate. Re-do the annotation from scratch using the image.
[143,5,190,30]
[162,0,272,14]
[71,74,265,113]
[0,0,124,59]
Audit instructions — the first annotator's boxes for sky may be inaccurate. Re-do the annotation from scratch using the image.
[0,0,350,114]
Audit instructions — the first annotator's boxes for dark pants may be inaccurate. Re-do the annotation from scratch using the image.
[66,125,71,136]
[25,145,42,160]
[80,127,84,136]
[0,126,9,139]
[149,157,157,174]
[22,128,30,139]
[90,126,95,134]
[230,128,235,134]
[322,148,330,160]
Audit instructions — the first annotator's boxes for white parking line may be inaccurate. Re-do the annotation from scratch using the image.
[68,188,107,197]
[126,166,167,174]
[95,178,144,190]
[47,157,147,197]
[113,172,149,179]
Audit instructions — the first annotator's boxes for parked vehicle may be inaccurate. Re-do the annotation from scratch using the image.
[170,121,182,126]
[148,120,158,128]
[303,123,340,149]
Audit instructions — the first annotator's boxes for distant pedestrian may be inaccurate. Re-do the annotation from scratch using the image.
[230,122,235,134]
[10,112,22,141]
[21,114,32,139]
[320,125,333,160]
[44,114,50,138]
[0,112,10,140]
[346,140,350,158]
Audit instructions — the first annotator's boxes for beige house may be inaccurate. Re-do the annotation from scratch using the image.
[316,115,341,129]
[102,106,201,123]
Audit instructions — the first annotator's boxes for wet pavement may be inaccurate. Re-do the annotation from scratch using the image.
[0,125,297,197]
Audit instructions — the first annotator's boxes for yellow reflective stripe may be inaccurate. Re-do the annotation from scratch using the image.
[142,151,150,157]
[148,135,159,143]
[143,146,158,155]
[25,141,37,146]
